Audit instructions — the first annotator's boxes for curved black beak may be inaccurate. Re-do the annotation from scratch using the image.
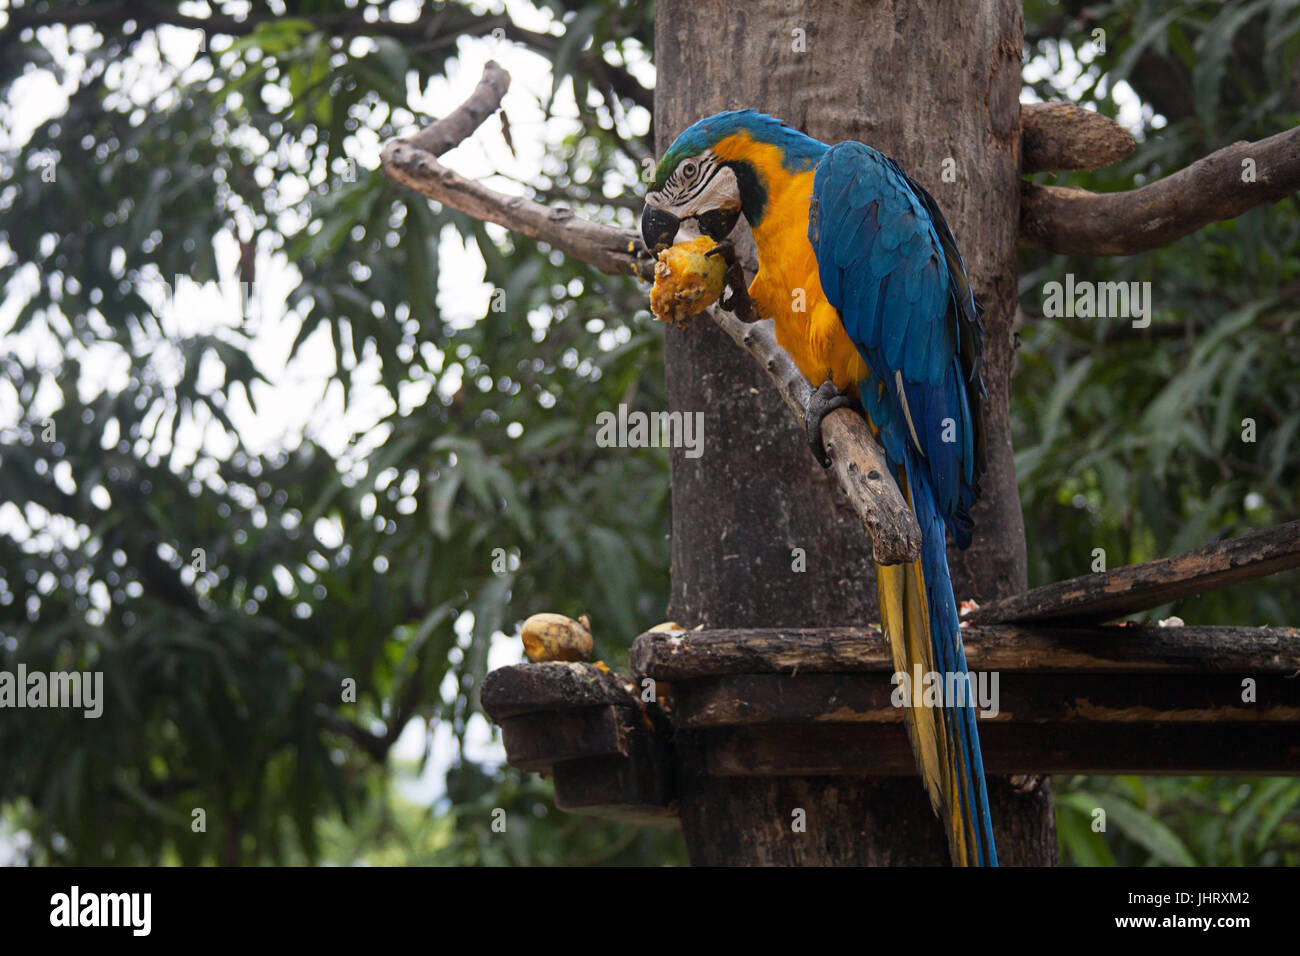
[641,206,679,252]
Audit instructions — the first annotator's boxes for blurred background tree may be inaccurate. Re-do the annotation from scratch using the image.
[1020,0,1300,866]
[0,0,1295,865]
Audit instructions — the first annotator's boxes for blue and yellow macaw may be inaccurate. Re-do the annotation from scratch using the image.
[642,110,996,866]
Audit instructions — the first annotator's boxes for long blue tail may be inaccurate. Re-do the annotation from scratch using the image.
[909,457,998,866]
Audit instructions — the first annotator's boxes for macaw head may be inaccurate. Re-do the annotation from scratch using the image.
[641,110,827,251]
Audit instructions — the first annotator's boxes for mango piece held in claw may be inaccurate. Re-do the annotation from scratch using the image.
[649,236,727,327]
[521,613,594,662]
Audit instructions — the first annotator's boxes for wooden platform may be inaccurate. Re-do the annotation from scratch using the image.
[481,623,1300,827]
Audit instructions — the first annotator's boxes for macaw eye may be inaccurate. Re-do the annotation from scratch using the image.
[681,160,698,179]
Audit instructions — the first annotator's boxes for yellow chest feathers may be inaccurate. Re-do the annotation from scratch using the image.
[746,170,869,393]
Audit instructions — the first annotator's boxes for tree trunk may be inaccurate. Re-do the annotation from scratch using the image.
[656,0,1056,865]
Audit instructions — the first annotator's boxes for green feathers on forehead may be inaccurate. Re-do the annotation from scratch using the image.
[649,110,828,191]
[650,139,706,191]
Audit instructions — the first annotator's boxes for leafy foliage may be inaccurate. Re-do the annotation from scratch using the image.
[0,0,681,865]
[1056,776,1300,866]
[1022,0,1300,863]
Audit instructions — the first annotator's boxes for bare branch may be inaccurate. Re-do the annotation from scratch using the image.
[1021,102,1135,174]
[407,60,512,156]
[1021,125,1300,255]
[379,61,922,564]
[967,519,1300,625]
[380,62,647,278]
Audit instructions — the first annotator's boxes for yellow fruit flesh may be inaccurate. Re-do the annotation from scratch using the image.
[649,236,727,326]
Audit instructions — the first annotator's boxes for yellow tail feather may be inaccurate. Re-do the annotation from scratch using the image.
[875,475,975,866]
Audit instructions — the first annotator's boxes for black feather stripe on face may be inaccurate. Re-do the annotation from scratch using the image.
[721,160,767,226]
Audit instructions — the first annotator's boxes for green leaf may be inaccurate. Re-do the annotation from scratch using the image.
[429,468,464,541]
[1104,795,1198,866]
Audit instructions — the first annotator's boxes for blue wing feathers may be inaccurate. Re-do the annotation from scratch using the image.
[881,275,912,370]
[842,260,881,348]
[835,203,879,270]
[811,140,994,865]
[809,140,982,546]
[869,227,900,275]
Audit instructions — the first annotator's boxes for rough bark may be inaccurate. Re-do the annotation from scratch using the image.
[673,732,954,865]
[655,0,1050,865]
[1021,101,1135,173]
[970,519,1300,624]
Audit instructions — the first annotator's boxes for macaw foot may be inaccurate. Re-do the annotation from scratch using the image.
[705,240,760,323]
[805,376,861,468]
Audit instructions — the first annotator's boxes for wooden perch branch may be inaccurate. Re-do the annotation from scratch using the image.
[379,61,921,565]
[968,519,1300,625]
[379,62,647,279]
[1021,124,1300,255]
[708,307,920,563]
[1021,102,1135,174]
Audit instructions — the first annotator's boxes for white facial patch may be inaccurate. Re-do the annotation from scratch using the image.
[678,165,741,220]
[648,154,741,220]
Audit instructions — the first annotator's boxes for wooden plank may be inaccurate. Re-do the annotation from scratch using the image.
[552,713,678,825]
[668,673,1300,727]
[968,519,1300,624]
[707,723,1300,776]
[499,706,630,772]
[480,662,638,720]
[631,624,1300,680]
